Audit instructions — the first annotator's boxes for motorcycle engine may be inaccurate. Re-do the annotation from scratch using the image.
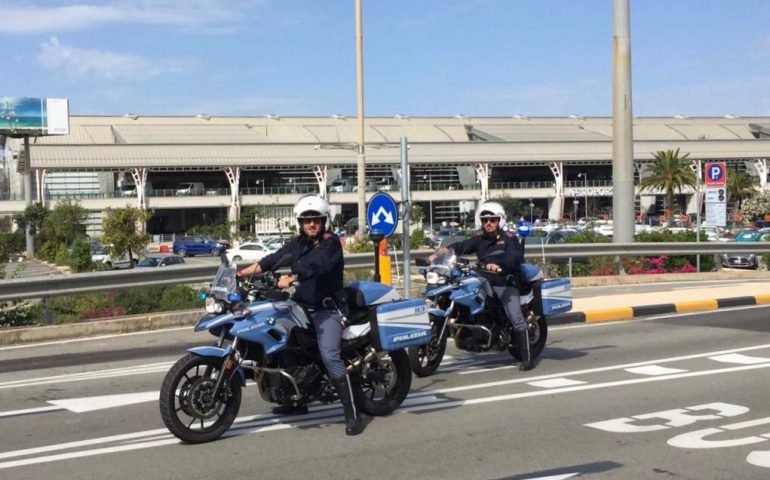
[453,310,499,352]
[260,364,324,405]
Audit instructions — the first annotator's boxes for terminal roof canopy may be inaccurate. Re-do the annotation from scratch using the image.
[7,115,769,170]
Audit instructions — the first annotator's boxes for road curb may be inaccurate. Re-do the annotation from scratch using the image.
[552,294,770,325]
[0,310,199,346]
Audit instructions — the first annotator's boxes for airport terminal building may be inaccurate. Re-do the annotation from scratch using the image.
[1,114,769,236]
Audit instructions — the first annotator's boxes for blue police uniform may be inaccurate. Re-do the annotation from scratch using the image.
[258,231,347,379]
[446,228,527,333]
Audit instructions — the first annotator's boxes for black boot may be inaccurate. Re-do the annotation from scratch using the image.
[271,403,308,415]
[516,328,536,371]
[332,375,365,436]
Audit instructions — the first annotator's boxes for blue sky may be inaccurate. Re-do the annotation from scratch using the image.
[2,0,769,117]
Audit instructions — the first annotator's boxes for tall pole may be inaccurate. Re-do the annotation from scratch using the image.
[23,136,34,256]
[400,137,410,297]
[355,0,366,236]
[583,173,588,218]
[612,0,635,244]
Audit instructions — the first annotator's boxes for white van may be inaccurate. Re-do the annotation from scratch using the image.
[176,182,205,196]
[118,182,152,197]
[328,178,355,193]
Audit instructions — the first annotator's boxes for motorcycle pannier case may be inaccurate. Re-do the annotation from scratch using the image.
[371,298,431,351]
[533,278,572,316]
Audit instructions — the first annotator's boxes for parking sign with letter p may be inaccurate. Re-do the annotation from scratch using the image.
[704,162,726,186]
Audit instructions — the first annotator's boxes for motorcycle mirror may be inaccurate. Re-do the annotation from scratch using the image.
[415,258,430,267]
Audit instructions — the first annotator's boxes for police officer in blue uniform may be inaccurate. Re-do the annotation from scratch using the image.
[432,201,536,371]
[238,194,365,435]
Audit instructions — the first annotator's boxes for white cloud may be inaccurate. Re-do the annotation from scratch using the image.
[36,37,188,82]
[2,1,261,35]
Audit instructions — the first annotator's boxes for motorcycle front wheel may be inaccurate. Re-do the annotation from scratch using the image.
[159,353,242,444]
[408,315,448,377]
[508,315,548,361]
[352,349,411,416]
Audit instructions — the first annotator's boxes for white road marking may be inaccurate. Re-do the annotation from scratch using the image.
[747,450,770,468]
[528,378,587,388]
[0,362,173,390]
[2,360,769,470]
[0,406,63,418]
[625,365,688,376]
[709,353,770,365]
[49,391,158,413]
[526,475,579,480]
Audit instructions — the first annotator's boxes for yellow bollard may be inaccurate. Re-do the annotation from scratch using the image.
[378,238,391,285]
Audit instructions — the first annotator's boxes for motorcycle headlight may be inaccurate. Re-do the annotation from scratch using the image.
[426,271,447,285]
[205,296,223,313]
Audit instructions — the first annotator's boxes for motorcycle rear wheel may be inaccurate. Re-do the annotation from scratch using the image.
[352,349,411,416]
[508,316,548,361]
[408,315,448,377]
[159,353,242,444]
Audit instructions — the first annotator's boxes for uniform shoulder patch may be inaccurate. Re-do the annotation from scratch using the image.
[322,232,334,240]
[504,231,516,238]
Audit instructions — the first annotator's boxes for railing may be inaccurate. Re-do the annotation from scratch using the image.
[3,242,770,302]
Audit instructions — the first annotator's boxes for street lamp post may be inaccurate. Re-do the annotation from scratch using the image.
[573,199,579,222]
[423,174,433,232]
[255,179,264,195]
[529,199,534,223]
[578,172,588,218]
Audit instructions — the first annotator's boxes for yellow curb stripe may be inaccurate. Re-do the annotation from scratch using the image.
[675,299,718,312]
[584,307,634,323]
[754,294,770,304]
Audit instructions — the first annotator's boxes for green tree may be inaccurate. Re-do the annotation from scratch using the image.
[12,202,48,251]
[39,200,89,256]
[726,168,757,215]
[102,206,153,263]
[639,148,696,217]
[408,204,424,224]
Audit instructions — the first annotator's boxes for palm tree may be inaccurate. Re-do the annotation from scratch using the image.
[726,168,757,214]
[639,148,696,218]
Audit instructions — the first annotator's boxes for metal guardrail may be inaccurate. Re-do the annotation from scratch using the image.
[2,243,770,302]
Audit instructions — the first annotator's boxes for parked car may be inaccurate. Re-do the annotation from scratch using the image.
[175,182,205,196]
[328,178,355,193]
[90,243,136,269]
[136,253,186,268]
[172,236,223,257]
[225,242,274,263]
[720,229,768,269]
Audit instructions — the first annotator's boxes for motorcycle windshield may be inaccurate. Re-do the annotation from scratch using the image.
[210,261,238,301]
[430,248,457,275]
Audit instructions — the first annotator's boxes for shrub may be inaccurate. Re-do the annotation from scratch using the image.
[159,285,200,311]
[68,238,93,272]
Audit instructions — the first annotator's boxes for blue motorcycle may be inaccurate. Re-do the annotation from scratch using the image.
[159,254,430,443]
[410,228,572,377]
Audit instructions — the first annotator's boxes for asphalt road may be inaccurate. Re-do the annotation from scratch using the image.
[1,305,769,480]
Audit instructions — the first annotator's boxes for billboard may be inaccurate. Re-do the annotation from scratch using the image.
[0,97,69,136]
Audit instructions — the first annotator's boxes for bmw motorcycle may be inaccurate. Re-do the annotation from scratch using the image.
[159,254,429,443]
[409,227,571,377]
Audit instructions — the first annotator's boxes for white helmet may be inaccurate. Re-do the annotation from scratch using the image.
[294,194,330,230]
[475,201,507,228]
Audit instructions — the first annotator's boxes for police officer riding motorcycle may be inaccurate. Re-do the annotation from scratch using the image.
[238,194,365,435]
[432,201,536,371]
